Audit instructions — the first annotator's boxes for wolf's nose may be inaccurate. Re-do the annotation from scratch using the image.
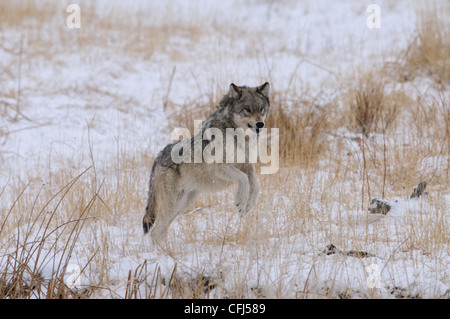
[255,122,265,129]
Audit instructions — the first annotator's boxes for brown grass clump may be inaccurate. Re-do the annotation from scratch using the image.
[169,94,221,137]
[265,92,331,168]
[346,76,399,137]
[0,1,207,62]
[0,1,56,29]
[399,5,450,85]
[0,169,95,299]
[350,80,384,137]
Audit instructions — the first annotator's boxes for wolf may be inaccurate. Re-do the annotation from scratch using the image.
[143,82,270,243]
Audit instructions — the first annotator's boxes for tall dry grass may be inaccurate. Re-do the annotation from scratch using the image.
[0,1,208,58]
[0,168,95,298]
[399,5,450,86]
[265,92,331,168]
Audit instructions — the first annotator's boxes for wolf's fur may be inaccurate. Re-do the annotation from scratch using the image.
[143,82,271,242]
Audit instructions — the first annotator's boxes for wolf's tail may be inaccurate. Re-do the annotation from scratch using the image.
[143,173,157,235]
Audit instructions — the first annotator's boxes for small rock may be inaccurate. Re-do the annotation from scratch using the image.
[346,250,375,258]
[322,244,375,258]
[410,181,427,199]
[323,244,339,255]
[368,198,391,214]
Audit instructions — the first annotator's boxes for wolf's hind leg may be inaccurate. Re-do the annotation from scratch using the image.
[149,191,179,244]
[150,215,171,244]
[184,190,199,210]
[150,189,198,244]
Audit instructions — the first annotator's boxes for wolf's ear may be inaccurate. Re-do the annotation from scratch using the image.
[229,83,242,99]
[257,82,270,98]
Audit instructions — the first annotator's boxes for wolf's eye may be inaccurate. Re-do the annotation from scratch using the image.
[244,108,251,113]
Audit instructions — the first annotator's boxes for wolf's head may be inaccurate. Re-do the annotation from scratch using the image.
[219,82,270,134]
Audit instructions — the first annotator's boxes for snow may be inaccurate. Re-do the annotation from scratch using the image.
[0,0,449,298]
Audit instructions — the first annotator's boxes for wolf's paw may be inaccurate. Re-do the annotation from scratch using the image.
[236,201,248,217]
[245,197,257,214]
[235,189,249,217]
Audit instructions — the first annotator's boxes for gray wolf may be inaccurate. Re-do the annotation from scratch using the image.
[143,82,271,243]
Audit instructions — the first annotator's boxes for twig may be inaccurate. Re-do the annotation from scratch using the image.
[163,66,176,111]
[14,35,24,122]
[361,133,367,210]
[261,44,273,84]
[1,123,52,137]
[303,58,340,77]
[381,108,387,199]
[184,203,219,216]
[12,35,33,123]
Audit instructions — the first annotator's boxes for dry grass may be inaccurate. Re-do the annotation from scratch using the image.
[0,1,208,59]
[265,92,331,167]
[349,79,385,136]
[397,4,450,85]
[0,168,95,298]
[0,150,158,298]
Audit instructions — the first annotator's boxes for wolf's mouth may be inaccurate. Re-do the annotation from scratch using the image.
[248,124,260,134]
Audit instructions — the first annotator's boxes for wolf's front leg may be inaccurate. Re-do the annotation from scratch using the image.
[215,165,250,217]
[232,171,250,217]
[231,174,250,217]
[245,168,260,214]
[239,164,259,216]
[235,183,250,217]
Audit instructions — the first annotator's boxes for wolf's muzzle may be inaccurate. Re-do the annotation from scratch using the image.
[255,122,264,134]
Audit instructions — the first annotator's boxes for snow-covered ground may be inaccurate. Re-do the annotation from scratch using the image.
[0,0,448,298]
